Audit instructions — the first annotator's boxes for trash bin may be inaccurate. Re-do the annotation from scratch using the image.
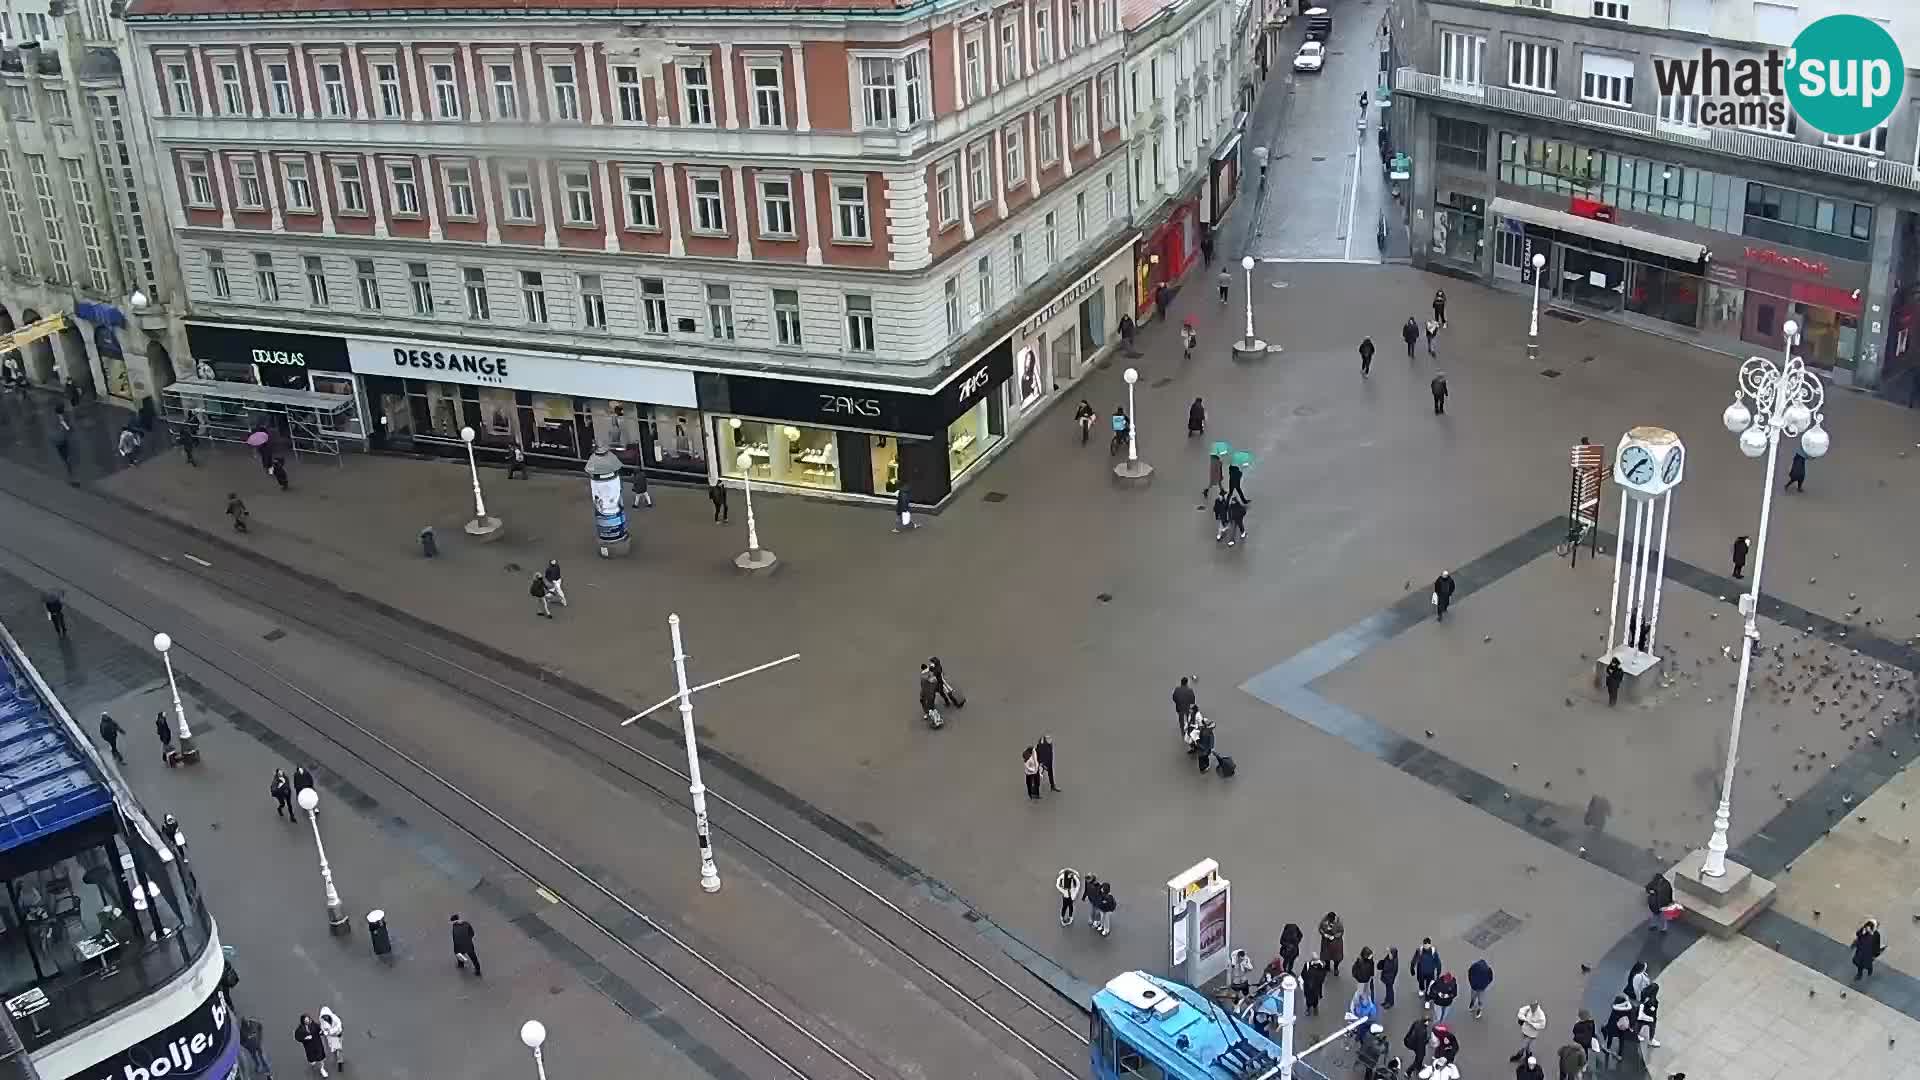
[368,909,391,957]
[419,527,437,558]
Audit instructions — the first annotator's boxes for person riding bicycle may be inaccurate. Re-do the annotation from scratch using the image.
[1075,399,1096,444]
[1109,408,1130,456]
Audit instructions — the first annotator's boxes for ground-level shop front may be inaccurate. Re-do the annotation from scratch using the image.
[184,320,369,444]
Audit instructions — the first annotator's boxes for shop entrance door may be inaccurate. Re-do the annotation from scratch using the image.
[1558,247,1626,313]
[378,392,414,447]
[1742,270,1792,352]
[1052,329,1076,387]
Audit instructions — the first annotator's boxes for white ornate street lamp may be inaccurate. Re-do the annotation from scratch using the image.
[1234,255,1267,356]
[520,1020,549,1080]
[296,786,351,934]
[1526,252,1548,362]
[731,425,776,572]
[1702,320,1828,878]
[152,633,198,763]
[459,426,503,540]
[1112,367,1153,483]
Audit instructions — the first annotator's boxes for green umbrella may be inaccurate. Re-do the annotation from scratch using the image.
[1210,441,1234,458]
[1231,450,1255,471]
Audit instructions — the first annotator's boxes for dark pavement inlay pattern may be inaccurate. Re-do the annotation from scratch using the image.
[1241,516,1920,1025]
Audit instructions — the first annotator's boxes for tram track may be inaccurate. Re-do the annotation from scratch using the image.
[0,468,1088,1080]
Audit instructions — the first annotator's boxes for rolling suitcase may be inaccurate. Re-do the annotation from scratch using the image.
[943,680,966,708]
[1214,754,1237,778]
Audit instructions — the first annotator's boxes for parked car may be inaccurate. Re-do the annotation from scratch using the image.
[1293,41,1326,72]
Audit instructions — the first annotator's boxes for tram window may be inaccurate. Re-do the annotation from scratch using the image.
[1116,1039,1167,1079]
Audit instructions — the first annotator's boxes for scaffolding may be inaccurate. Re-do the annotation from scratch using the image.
[159,378,355,460]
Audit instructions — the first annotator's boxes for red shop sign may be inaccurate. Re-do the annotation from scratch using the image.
[1789,281,1863,314]
[1743,246,1830,278]
[1569,196,1616,222]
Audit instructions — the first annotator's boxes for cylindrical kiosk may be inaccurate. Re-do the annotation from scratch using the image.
[585,448,631,557]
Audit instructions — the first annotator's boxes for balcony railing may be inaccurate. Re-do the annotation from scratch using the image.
[1395,67,1920,193]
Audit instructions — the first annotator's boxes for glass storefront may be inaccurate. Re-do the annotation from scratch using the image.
[716,417,842,490]
[1625,263,1701,328]
[947,398,1000,479]
[870,435,901,494]
[1430,193,1485,265]
[384,377,706,473]
[644,406,706,474]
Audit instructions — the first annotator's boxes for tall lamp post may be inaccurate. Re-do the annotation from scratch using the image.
[1112,367,1153,483]
[520,1020,549,1080]
[296,787,351,935]
[1233,255,1267,357]
[1526,251,1548,362]
[1701,319,1828,879]
[152,633,199,763]
[730,424,777,572]
[459,426,504,540]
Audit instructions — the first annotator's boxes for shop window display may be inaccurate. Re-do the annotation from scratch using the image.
[870,435,900,494]
[528,394,581,456]
[477,387,519,446]
[1625,264,1701,328]
[947,398,1000,479]
[719,417,841,490]
[645,406,706,473]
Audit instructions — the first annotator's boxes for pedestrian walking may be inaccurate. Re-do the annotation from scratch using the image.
[1172,677,1197,735]
[1572,1009,1601,1072]
[226,493,250,533]
[709,482,730,523]
[52,426,72,480]
[1853,919,1885,980]
[1432,1024,1460,1068]
[271,768,295,820]
[1467,958,1493,1018]
[506,441,528,478]
[1645,872,1675,933]
[1601,993,1636,1064]
[1352,946,1377,1005]
[544,560,567,606]
[1432,571,1456,621]
[1605,658,1624,706]
[1424,319,1439,357]
[1301,956,1328,1016]
[450,913,483,976]
[1433,290,1448,328]
[1206,451,1225,499]
[1625,961,1650,1002]
[239,1015,272,1075]
[1633,984,1659,1048]
[1056,867,1082,926]
[1378,945,1400,1008]
[1786,450,1808,492]
[1274,923,1302,976]
[1219,268,1232,304]
[1075,399,1097,443]
[294,1014,328,1078]
[155,713,174,765]
[919,667,942,728]
[1318,912,1345,976]
[1731,535,1749,579]
[1513,1000,1547,1060]
[177,425,198,467]
[270,458,289,491]
[1225,498,1247,546]
[1402,317,1419,359]
[1412,939,1441,999]
[1555,1041,1585,1080]
[97,712,124,764]
[1023,746,1042,799]
[1155,283,1170,323]
[1403,1017,1432,1076]
[531,574,555,618]
[1425,970,1458,1023]
[1087,876,1116,936]
[1182,322,1197,361]
[1430,372,1449,415]
[1227,462,1250,504]
[632,465,653,508]
[1035,734,1059,790]
[317,1006,346,1070]
[1188,397,1206,438]
[1359,337,1375,378]
[1516,1054,1544,1080]
[44,592,66,640]
[253,424,275,472]
[117,425,142,467]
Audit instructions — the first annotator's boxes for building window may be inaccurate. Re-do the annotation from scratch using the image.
[749,62,785,127]
[283,159,314,211]
[1657,88,1702,130]
[1105,171,1117,216]
[1001,21,1022,80]
[216,62,244,115]
[491,63,519,119]
[562,167,594,225]
[166,63,193,113]
[1005,126,1027,185]
[184,155,214,206]
[681,62,714,126]
[692,175,726,233]
[580,272,607,330]
[431,62,461,119]
[463,266,491,319]
[707,283,735,340]
[1439,31,1487,86]
[614,65,644,122]
[861,57,898,128]
[943,277,960,336]
[640,277,668,333]
[1827,122,1889,156]
[1076,190,1086,237]
[254,252,280,301]
[1044,210,1058,261]
[903,53,925,124]
[1098,71,1117,127]
[389,163,420,215]
[772,288,803,347]
[833,180,870,241]
[1591,0,1628,18]
[304,255,329,306]
[964,34,986,99]
[444,163,475,218]
[845,294,876,352]
[624,170,658,228]
[1069,88,1090,146]
[967,141,991,207]
[374,62,403,118]
[1745,180,1874,259]
[1434,116,1488,169]
[319,62,348,117]
[1034,7,1053,65]
[409,262,434,315]
[935,160,958,226]
[233,158,264,210]
[1011,232,1025,288]
[1580,54,1634,107]
[259,60,292,116]
[1509,42,1558,93]
[356,258,381,310]
[504,166,535,222]
[15,11,46,38]
[0,159,29,279]
[1069,0,1086,47]
[207,249,230,298]
[334,160,366,213]
[1735,98,1798,137]
[548,63,580,121]
[521,269,549,323]
[1039,108,1060,164]
[758,176,795,236]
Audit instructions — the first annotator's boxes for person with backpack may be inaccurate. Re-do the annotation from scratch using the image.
[1426,970,1459,1023]
[1109,407,1129,456]
[1403,1016,1432,1076]
[531,574,556,618]
[1411,938,1442,1000]
[1467,957,1494,1018]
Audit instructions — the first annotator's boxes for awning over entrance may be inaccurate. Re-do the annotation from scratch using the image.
[1489,197,1708,264]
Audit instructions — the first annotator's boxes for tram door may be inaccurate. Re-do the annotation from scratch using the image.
[1090,1011,1167,1079]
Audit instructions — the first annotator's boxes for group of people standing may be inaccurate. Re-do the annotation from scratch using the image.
[1053,867,1117,935]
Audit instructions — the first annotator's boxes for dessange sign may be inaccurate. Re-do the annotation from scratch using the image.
[347,337,697,407]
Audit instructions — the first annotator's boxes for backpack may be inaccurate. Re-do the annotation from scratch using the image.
[530,578,548,598]
[1404,1024,1427,1053]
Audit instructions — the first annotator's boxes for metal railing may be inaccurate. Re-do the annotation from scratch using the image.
[1395,67,1920,193]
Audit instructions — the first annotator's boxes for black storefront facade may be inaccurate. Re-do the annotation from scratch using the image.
[705,339,1014,506]
[183,320,369,443]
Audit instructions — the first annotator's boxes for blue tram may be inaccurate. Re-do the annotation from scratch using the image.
[1091,971,1287,1080]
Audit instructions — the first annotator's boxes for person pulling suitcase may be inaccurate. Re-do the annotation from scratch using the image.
[928,656,965,708]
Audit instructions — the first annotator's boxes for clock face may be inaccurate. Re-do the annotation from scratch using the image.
[1620,445,1655,485]
[1661,446,1684,483]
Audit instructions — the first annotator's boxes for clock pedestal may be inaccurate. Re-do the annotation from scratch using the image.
[1593,646,1660,703]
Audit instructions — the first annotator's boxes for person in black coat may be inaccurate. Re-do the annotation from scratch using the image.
[1359,337,1375,378]
[1403,1017,1432,1076]
[709,482,730,523]
[1430,372,1449,415]
[1431,1024,1460,1066]
[1731,535,1750,578]
[1377,945,1400,1008]
[1605,658,1625,707]
[154,714,174,765]
[1402,317,1419,359]
[1786,450,1808,492]
[1352,946,1377,1004]
[450,913,483,976]
[294,1014,327,1077]
[1188,398,1206,437]
[1411,938,1442,998]
[1853,919,1885,980]
[1645,872,1675,933]
[1276,923,1303,976]
[1433,572,1457,621]
[1301,957,1328,1016]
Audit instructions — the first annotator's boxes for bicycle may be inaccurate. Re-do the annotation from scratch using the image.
[1555,519,1592,558]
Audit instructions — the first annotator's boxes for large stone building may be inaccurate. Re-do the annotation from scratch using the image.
[120,0,1197,505]
[1393,0,1920,398]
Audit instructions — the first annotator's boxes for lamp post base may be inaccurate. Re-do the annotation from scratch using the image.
[1526,338,1540,364]
[174,735,201,764]
[1231,338,1271,361]
[326,902,352,937]
[1112,460,1155,487]
[464,516,505,542]
[1666,848,1776,938]
[734,548,780,574]
[597,536,632,558]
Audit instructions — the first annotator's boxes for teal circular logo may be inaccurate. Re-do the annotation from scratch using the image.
[1786,15,1905,137]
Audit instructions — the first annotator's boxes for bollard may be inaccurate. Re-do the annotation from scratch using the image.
[419,527,438,558]
[368,909,392,959]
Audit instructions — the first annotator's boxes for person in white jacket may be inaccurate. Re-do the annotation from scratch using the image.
[1055,868,1082,927]
[317,1006,346,1071]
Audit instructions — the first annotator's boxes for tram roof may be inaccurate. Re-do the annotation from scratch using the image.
[0,625,116,854]
[1094,972,1284,1080]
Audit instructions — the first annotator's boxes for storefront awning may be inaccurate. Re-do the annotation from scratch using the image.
[161,377,354,412]
[1489,197,1707,264]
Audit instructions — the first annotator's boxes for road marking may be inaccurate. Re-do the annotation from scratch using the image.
[536,886,560,904]
[1342,150,1362,262]
[183,554,212,567]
